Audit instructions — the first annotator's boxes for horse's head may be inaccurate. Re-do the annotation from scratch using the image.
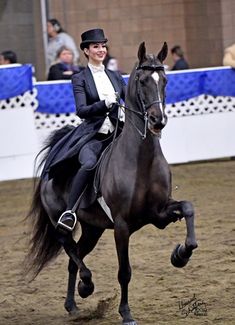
[128,42,168,138]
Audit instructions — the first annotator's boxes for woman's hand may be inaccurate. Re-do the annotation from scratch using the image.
[104,93,117,108]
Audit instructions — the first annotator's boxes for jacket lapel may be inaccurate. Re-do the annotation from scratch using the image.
[84,67,100,100]
[105,69,120,93]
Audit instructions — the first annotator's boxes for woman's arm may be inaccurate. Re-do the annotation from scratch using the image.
[72,72,109,119]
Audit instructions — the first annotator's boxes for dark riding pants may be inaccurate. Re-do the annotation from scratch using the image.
[67,133,112,210]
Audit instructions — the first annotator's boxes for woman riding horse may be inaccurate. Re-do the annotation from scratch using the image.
[42,28,126,231]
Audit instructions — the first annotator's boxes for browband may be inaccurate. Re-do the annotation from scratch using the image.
[136,64,165,71]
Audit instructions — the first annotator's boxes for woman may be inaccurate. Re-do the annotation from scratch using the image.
[47,46,84,80]
[42,28,126,231]
[46,18,79,72]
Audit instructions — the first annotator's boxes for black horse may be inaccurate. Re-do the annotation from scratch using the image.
[26,42,197,325]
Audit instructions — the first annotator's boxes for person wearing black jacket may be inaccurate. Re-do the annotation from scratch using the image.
[171,45,189,70]
[42,28,126,231]
[47,46,84,80]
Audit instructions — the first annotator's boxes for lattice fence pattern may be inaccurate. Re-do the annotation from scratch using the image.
[34,94,235,130]
[0,88,38,111]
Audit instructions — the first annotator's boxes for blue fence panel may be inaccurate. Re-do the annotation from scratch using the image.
[36,81,76,114]
[32,67,235,114]
[0,64,33,100]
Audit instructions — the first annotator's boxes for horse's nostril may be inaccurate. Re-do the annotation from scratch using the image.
[149,114,161,126]
[149,115,157,124]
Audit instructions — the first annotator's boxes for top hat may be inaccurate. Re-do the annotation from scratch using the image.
[80,28,108,50]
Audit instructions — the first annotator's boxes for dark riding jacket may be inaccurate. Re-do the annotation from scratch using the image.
[42,67,126,179]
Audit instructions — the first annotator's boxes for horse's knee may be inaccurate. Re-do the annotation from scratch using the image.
[181,201,194,218]
[84,157,97,170]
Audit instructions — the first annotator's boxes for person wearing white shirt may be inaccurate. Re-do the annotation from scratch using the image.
[42,28,126,231]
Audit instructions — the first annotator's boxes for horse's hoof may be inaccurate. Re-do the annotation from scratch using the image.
[78,280,94,298]
[123,321,138,325]
[171,244,192,268]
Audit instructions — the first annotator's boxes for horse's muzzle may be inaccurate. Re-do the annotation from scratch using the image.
[148,113,168,136]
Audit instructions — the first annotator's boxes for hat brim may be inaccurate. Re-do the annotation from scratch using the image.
[80,38,108,50]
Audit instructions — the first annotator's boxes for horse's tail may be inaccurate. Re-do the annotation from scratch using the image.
[25,125,75,279]
[25,178,62,279]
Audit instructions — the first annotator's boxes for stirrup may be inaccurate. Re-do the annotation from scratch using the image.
[57,210,77,232]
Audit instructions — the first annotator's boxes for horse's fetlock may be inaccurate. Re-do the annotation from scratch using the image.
[64,299,77,313]
[80,268,92,283]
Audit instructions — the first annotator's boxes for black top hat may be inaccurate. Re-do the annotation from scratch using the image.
[80,28,108,50]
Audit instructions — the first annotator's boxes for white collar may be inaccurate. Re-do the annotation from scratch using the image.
[88,63,105,73]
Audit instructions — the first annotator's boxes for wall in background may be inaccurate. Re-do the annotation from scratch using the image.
[0,1,235,79]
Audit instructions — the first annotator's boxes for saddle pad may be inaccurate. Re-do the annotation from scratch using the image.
[97,196,114,223]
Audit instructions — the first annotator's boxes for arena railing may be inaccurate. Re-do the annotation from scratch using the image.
[0,65,235,180]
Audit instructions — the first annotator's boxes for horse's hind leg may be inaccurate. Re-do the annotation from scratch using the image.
[63,222,104,313]
[114,217,137,325]
[64,258,79,313]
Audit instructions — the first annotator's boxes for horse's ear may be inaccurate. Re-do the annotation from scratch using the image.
[138,41,147,64]
[157,42,168,62]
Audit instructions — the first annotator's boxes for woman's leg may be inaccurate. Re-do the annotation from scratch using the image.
[57,139,102,231]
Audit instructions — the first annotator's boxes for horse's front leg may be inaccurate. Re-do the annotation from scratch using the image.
[159,199,198,268]
[170,200,198,268]
[114,217,137,325]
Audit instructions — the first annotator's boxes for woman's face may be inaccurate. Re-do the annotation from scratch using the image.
[59,49,74,64]
[84,43,107,65]
[47,22,56,37]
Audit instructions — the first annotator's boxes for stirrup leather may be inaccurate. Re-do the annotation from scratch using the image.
[57,210,77,231]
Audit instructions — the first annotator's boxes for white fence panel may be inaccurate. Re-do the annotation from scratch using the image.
[161,111,235,164]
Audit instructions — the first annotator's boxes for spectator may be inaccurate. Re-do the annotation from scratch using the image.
[223,43,235,68]
[46,18,79,72]
[171,45,189,70]
[105,56,119,71]
[0,50,17,65]
[47,46,84,80]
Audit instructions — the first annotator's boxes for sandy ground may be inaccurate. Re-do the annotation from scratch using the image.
[0,160,234,325]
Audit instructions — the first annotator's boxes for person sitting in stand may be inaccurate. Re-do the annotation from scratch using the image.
[41,28,126,231]
[47,46,84,80]
[171,45,189,70]
[0,50,17,65]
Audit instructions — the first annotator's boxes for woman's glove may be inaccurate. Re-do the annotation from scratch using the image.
[104,93,117,108]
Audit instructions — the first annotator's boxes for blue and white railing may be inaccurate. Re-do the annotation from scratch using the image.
[0,65,235,180]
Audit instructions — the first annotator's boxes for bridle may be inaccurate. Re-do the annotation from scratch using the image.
[118,62,166,139]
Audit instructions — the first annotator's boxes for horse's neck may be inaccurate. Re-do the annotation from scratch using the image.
[120,119,162,164]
